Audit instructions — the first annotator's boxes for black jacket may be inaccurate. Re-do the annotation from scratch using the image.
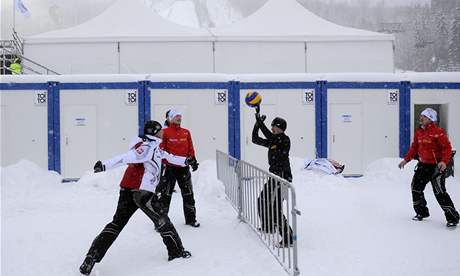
[252,120,292,181]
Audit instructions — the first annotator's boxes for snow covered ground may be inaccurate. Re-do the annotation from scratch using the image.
[2,157,459,276]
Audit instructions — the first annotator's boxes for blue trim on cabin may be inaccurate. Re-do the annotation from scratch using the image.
[326,82,401,89]
[240,82,316,90]
[0,83,48,90]
[410,83,460,89]
[399,81,411,158]
[148,82,228,89]
[59,82,138,90]
[320,81,328,158]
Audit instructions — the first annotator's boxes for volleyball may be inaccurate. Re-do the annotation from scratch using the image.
[245,91,262,107]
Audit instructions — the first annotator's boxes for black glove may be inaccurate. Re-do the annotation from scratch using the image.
[255,113,266,124]
[186,156,199,171]
[93,160,105,173]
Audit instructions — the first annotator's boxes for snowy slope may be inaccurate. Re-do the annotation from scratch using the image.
[2,158,459,276]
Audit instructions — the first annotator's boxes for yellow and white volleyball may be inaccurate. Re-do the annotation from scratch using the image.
[245,91,262,107]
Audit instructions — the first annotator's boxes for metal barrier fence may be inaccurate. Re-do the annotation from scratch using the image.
[216,150,301,276]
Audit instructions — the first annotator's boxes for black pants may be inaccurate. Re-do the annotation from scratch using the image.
[159,165,197,224]
[411,163,459,223]
[85,188,185,262]
[257,169,293,243]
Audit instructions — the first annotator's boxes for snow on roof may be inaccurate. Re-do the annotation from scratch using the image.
[3,72,459,84]
[210,0,394,42]
[25,0,213,44]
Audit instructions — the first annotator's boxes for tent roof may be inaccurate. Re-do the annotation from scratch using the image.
[25,0,213,44]
[210,0,394,42]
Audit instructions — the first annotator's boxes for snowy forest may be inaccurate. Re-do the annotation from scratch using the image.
[297,0,460,72]
[230,0,460,72]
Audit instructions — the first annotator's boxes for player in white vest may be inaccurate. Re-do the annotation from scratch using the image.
[79,120,197,275]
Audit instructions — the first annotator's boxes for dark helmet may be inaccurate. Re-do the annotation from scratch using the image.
[271,117,287,131]
[144,120,162,138]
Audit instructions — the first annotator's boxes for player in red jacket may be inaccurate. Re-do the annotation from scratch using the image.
[399,108,459,228]
[158,109,200,227]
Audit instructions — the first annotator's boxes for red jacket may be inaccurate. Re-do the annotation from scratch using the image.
[120,141,144,189]
[161,124,195,166]
[404,123,452,164]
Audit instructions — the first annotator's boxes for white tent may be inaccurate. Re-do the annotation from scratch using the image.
[24,0,214,74]
[210,0,395,73]
[23,0,394,74]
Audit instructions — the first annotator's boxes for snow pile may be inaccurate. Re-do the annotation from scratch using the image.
[293,157,460,276]
[1,157,459,276]
[1,160,283,276]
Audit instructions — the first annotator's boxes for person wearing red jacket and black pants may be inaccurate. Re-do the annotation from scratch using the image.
[399,108,459,228]
[158,109,200,227]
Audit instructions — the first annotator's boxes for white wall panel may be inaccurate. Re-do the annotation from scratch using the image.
[120,42,214,73]
[24,43,119,74]
[307,41,394,73]
[60,89,138,178]
[0,91,48,168]
[328,89,399,175]
[240,89,316,171]
[150,88,228,162]
[215,42,306,73]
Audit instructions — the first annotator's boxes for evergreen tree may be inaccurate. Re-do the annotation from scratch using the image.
[433,11,449,71]
[448,8,460,71]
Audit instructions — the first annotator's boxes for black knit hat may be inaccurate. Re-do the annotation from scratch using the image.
[271,117,287,131]
[144,120,162,137]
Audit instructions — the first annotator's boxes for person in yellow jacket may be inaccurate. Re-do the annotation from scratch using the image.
[9,57,23,75]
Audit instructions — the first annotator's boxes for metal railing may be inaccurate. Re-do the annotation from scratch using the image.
[216,150,301,276]
[0,46,60,75]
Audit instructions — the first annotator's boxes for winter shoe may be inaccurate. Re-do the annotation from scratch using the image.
[186,221,200,228]
[168,250,192,261]
[412,214,429,221]
[79,255,96,275]
[446,221,458,228]
[276,240,294,248]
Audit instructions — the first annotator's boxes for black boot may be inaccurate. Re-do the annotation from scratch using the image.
[412,214,429,221]
[168,250,192,261]
[186,221,200,228]
[276,240,293,248]
[79,255,96,275]
[446,221,458,228]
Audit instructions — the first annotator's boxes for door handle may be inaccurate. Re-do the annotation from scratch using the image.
[65,136,69,145]
[246,136,249,145]
[332,134,335,143]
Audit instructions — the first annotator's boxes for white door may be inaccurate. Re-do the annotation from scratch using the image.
[329,103,363,175]
[62,105,97,178]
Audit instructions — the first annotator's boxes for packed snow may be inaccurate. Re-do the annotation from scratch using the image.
[2,157,459,276]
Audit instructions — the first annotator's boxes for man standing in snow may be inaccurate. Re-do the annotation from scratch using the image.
[79,120,193,275]
[158,109,200,227]
[399,108,459,228]
[252,113,294,247]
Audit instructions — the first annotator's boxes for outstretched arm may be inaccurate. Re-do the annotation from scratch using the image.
[252,120,270,148]
[160,149,187,167]
[103,144,154,170]
[258,118,274,140]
